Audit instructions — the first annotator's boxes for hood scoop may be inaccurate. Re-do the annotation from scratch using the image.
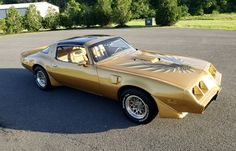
[135,52,160,63]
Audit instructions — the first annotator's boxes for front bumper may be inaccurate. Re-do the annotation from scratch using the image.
[154,71,222,119]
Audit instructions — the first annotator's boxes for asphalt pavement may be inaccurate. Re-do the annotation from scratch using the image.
[0,28,235,151]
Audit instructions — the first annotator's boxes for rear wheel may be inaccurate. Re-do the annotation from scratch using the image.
[34,66,51,90]
[120,88,158,124]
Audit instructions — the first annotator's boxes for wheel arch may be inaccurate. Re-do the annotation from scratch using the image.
[32,64,44,71]
[117,85,156,105]
[32,64,61,86]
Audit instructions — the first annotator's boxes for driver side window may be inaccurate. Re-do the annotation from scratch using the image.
[56,46,89,64]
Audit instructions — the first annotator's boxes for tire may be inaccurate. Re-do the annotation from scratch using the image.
[120,88,158,124]
[34,66,51,90]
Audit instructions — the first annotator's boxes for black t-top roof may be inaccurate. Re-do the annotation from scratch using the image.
[57,35,111,46]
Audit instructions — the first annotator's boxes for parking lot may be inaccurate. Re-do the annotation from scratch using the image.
[0,28,235,151]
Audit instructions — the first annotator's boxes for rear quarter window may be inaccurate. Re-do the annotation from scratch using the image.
[42,47,49,54]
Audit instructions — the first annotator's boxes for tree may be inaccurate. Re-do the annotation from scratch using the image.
[228,0,236,12]
[60,0,81,28]
[95,0,112,27]
[131,0,155,19]
[48,0,67,9]
[42,7,59,30]
[178,0,226,15]
[112,0,132,27]
[79,4,97,27]
[5,7,23,33]
[155,0,181,26]
[24,4,42,32]
[179,4,190,17]
[0,19,6,33]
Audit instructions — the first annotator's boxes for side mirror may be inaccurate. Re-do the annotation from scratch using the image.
[78,61,89,67]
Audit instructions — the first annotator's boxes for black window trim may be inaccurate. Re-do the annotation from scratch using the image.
[55,44,94,65]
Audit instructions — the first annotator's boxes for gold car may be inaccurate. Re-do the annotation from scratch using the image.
[21,35,222,124]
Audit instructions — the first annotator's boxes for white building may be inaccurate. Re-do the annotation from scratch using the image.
[0,2,59,19]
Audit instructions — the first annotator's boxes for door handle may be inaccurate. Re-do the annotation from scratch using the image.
[52,64,57,67]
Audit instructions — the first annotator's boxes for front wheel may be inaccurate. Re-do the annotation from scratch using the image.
[120,89,158,124]
[34,66,51,90]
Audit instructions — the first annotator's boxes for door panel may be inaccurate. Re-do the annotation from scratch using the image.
[49,60,100,95]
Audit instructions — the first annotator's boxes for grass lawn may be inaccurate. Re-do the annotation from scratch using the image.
[127,19,146,26]
[175,13,236,30]
[127,13,236,30]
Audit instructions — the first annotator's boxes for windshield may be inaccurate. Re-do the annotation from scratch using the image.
[89,37,134,62]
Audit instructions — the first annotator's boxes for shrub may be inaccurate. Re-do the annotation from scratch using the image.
[60,0,81,28]
[5,6,23,34]
[24,4,42,32]
[179,4,190,17]
[155,0,181,26]
[43,7,59,30]
[112,0,132,27]
[131,0,155,19]
[0,19,6,33]
[95,0,112,27]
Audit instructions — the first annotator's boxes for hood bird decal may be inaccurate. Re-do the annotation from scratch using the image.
[120,55,195,73]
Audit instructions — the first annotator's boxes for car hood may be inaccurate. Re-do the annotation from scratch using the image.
[97,50,211,89]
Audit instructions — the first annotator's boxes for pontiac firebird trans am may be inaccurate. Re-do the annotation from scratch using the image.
[21,35,222,124]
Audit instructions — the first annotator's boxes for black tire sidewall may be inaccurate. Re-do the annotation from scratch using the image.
[34,67,50,90]
[120,89,158,124]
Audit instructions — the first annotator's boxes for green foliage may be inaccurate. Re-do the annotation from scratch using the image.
[43,7,59,30]
[112,0,132,26]
[131,0,155,19]
[179,4,190,17]
[5,7,23,34]
[1,0,236,16]
[24,4,42,32]
[0,19,6,32]
[80,4,97,27]
[60,0,81,28]
[178,0,232,15]
[228,0,236,12]
[48,0,67,9]
[95,0,112,27]
[77,0,96,5]
[156,0,181,26]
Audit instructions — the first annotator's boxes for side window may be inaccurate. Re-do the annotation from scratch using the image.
[42,47,49,54]
[56,46,89,64]
[56,46,71,62]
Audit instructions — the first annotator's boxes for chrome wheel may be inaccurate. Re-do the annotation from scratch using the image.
[36,71,47,88]
[125,95,148,120]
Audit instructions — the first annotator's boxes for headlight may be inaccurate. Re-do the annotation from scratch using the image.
[192,76,216,100]
[208,64,216,77]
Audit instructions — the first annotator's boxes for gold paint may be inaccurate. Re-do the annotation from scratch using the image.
[21,44,222,119]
